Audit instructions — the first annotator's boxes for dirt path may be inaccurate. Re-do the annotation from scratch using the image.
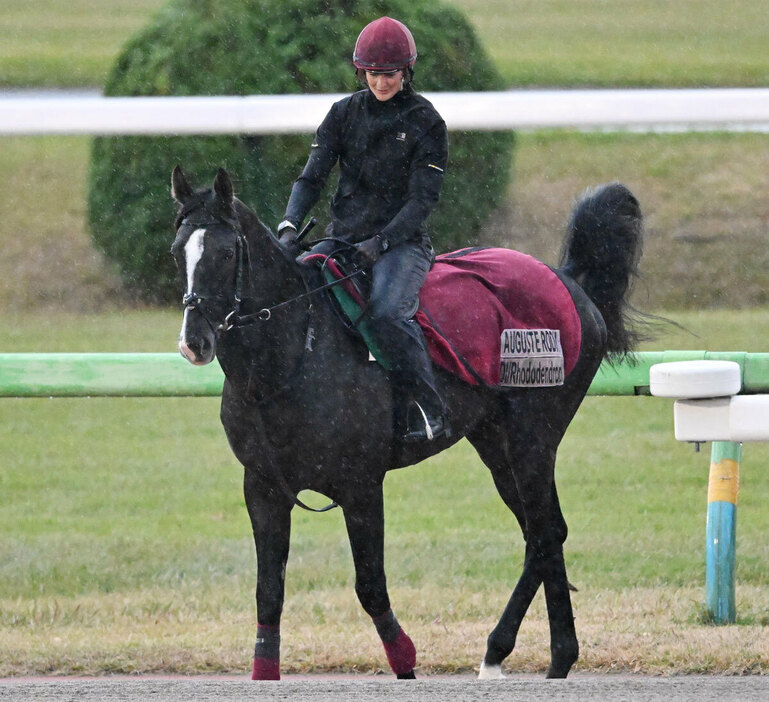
[1,674,768,701]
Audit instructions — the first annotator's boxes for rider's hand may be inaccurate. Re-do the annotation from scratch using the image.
[352,235,386,268]
[277,220,299,251]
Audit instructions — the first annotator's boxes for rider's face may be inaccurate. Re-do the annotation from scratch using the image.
[366,70,403,101]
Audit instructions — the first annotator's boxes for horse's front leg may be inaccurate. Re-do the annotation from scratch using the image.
[343,486,417,679]
[244,469,293,680]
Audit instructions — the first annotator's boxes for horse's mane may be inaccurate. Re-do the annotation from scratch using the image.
[232,197,272,236]
[231,197,303,269]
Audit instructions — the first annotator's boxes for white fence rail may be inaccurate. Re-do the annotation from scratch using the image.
[1,88,769,135]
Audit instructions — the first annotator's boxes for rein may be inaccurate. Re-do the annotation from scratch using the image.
[227,235,363,328]
[226,267,363,327]
[179,206,361,332]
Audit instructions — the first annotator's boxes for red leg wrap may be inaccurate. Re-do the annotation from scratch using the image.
[252,623,280,680]
[252,656,280,681]
[382,628,416,675]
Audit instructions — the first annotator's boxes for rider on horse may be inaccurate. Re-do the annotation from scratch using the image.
[277,16,449,442]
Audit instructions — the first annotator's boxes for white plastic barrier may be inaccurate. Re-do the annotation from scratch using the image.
[649,359,769,624]
[650,360,769,442]
[672,397,769,443]
[2,88,769,135]
[649,360,741,399]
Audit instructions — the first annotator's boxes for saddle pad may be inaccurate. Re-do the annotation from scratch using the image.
[416,247,582,387]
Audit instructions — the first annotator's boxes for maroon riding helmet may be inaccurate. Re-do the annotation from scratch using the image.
[352,16,418,73]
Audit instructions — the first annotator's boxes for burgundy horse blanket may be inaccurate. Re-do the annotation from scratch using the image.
[415,247,582,387]
[316,246,582,388]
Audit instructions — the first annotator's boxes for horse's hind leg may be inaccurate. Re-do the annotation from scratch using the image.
[341,485,417,679]
[467,401,578,679]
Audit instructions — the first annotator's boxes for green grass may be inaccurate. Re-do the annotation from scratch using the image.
[2,0,769,676]
[1,310,769,674]
[2,0,769,88]
[0,137,122,313]
[504,131,769,310]
[0,0,165,88]
[2,132,769,313]
[2,4,768,314]
[456,0,769,87]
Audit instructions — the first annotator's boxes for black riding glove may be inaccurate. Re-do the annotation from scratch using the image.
[277,221,299,251]
[352,235,387,269]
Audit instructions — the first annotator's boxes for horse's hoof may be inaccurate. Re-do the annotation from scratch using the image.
[547,642,578,678]
[397,670,416,679]
[546,655,576,678]
[478,661,505,680]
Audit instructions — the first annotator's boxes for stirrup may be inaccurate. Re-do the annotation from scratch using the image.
[403,402,448,442]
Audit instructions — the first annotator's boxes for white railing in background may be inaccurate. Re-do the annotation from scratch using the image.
[1,88,768,135]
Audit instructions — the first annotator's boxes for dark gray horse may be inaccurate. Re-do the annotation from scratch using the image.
[170,166,645,681]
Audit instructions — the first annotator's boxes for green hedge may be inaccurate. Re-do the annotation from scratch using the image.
[87,0,515,303]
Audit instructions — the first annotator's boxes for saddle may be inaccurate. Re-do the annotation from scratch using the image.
[303,252,393,370]
[307,247,583,388]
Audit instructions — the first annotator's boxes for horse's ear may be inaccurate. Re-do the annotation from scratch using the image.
[171,165,194,203]
[213,168,234,204]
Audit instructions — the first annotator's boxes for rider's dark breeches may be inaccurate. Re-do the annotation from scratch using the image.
[367,239,431,322]
[365,240,445,416]
[304,236,444,416]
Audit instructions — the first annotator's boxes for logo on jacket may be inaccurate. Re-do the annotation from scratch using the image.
[395,132,406,141]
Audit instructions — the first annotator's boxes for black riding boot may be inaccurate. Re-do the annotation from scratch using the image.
[361,240,447,442]
[391,321,448,443]
[401,375,448,442]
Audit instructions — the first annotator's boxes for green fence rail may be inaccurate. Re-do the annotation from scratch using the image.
[591,350,769,395]
[3,350,767,626]
[0,353,223,397]
[1,351,769,397]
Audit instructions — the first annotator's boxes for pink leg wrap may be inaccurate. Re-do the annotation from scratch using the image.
[252,656,280,680]
[382,627,417,675]
[252,623,280,680]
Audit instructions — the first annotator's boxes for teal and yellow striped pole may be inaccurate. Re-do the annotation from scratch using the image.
[705,441,741,624]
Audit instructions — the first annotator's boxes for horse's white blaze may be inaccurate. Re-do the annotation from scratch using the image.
[179,229,207,363]
[478,661,505,680]
[184,229,206,295]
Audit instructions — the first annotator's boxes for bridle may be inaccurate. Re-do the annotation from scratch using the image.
[177,208,360,332]
[176,200,252,334]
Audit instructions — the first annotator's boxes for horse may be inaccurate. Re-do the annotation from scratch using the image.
[169,165,645,681]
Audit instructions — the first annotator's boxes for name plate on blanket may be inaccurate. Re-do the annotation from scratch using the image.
[499,329,565,387]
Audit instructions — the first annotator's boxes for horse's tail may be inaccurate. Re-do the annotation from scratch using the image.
[558,182,645,358]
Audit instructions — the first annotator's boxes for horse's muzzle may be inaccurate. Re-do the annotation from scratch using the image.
[179,339,215,366]
[178,318,216,365]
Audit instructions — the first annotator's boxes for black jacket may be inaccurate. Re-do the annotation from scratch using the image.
[284,88,448,247]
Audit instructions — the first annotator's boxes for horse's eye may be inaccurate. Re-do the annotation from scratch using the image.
[221,248,235,261]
